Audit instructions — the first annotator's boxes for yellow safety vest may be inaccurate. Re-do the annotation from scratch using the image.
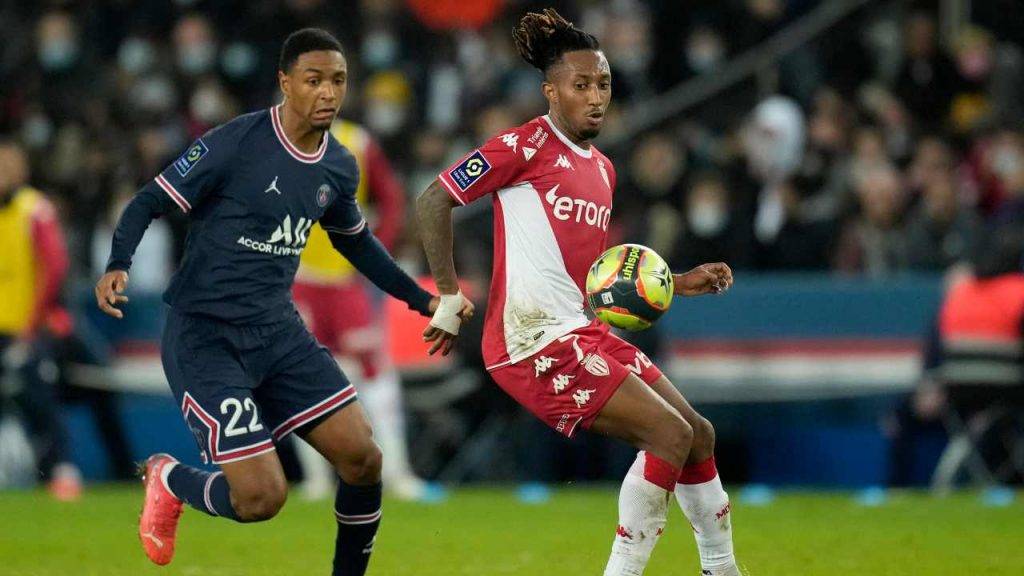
[0,187,43,334]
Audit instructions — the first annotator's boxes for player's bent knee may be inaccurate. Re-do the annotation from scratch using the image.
[232,477,288,522]
[336,441,382,485]
[642,411,692,466]
[693,416,715,457]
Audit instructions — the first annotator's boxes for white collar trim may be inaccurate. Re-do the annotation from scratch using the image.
[543,114,593,158]
[271,105,327,164]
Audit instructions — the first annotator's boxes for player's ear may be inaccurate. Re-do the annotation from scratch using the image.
[542,80,557,106]
[278,69,290,99]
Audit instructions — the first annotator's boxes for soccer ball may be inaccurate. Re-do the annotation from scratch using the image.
[585,244,674,331]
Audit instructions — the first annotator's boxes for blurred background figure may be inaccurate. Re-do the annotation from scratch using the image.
[892,225,1024,491]
[294,117,428,501]
[0,140,80,500]
[835,162,909,276]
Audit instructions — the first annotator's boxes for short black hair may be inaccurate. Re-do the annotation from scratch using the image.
[513,8,600,75]
[279,28,344,72]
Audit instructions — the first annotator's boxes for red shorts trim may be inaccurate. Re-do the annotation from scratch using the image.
[489,321,663,438]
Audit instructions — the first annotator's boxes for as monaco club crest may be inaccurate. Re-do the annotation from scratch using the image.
[316,184,331,207]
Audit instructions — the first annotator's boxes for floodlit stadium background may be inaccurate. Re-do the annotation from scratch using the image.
[1,0,1022,574]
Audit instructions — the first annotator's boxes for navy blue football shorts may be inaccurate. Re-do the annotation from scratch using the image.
[161,308,357,465]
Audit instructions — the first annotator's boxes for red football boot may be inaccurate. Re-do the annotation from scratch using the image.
[138,454,184,565]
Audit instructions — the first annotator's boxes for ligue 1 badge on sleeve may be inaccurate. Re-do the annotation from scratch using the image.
[316,184,331,207]
[174,138,209,176]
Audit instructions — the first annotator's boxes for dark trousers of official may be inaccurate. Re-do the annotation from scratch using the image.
[0,334,71,481]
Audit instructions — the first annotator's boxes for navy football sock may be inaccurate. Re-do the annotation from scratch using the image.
[165,463,241,521]
[332,480,382,576]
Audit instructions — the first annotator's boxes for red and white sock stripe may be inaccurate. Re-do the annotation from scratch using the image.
[678,456,718,485]
[335,508,382,525]
[203,471,224,516]
[640,451,681,492]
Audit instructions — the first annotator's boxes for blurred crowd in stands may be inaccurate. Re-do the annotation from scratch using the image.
[0,0,1021,289]
[2,0,1023,490]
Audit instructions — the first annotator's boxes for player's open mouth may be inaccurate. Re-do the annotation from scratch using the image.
[313,109,336,120]
[586,111,604,124]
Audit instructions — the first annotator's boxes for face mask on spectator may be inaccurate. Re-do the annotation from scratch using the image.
[178,42,216,75]
[118,38,157,74]
[367,103,406,135]
[191,86,229,124]
[39,38,78,71]
[993,147,1023,179]
[222,42,258,78]
[689,203,728,237]
[362,30,398,69]
[133,76,177,114]
[22,113,54,149]
[685,31,724,74]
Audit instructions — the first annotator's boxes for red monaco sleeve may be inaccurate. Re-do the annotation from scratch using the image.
[437,127,531,205]
[30,199,69,332]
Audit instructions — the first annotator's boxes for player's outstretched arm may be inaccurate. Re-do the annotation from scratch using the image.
[325,226,440,318]
[672,262,733,297]
[415,180,474,356]
[96,181,175,318]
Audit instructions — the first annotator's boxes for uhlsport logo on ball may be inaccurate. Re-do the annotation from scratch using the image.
[585,244,673,331]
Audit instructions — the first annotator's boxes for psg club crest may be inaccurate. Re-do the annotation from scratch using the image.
[316,184,331,207]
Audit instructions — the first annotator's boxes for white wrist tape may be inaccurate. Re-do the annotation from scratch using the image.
[429,292,464,335]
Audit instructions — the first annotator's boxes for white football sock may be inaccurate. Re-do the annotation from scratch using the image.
[675,472,737,575]
[358,368,418,484]
[604,452,675,576]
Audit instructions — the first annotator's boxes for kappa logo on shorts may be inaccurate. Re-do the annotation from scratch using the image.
[552,373,573,393]
[174,139,209,177]
[573,388,597,408]
[448,150,491,191]
[535,355,556,377]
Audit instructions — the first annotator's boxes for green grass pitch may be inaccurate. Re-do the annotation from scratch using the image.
[1,486,1022,575]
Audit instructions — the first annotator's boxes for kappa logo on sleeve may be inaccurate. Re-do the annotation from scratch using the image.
[447,150,491,192]
[174,139,210,177]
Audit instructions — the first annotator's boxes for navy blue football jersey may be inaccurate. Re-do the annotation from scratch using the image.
[154,106,365,324]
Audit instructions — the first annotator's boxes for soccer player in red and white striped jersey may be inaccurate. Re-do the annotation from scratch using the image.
[417,9,741,576]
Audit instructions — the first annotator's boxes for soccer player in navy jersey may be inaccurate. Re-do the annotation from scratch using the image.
[95,28,469,574]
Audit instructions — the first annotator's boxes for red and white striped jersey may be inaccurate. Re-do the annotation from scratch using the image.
[438,115,617,369]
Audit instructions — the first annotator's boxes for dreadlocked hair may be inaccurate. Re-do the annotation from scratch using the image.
[513,8,600,74]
